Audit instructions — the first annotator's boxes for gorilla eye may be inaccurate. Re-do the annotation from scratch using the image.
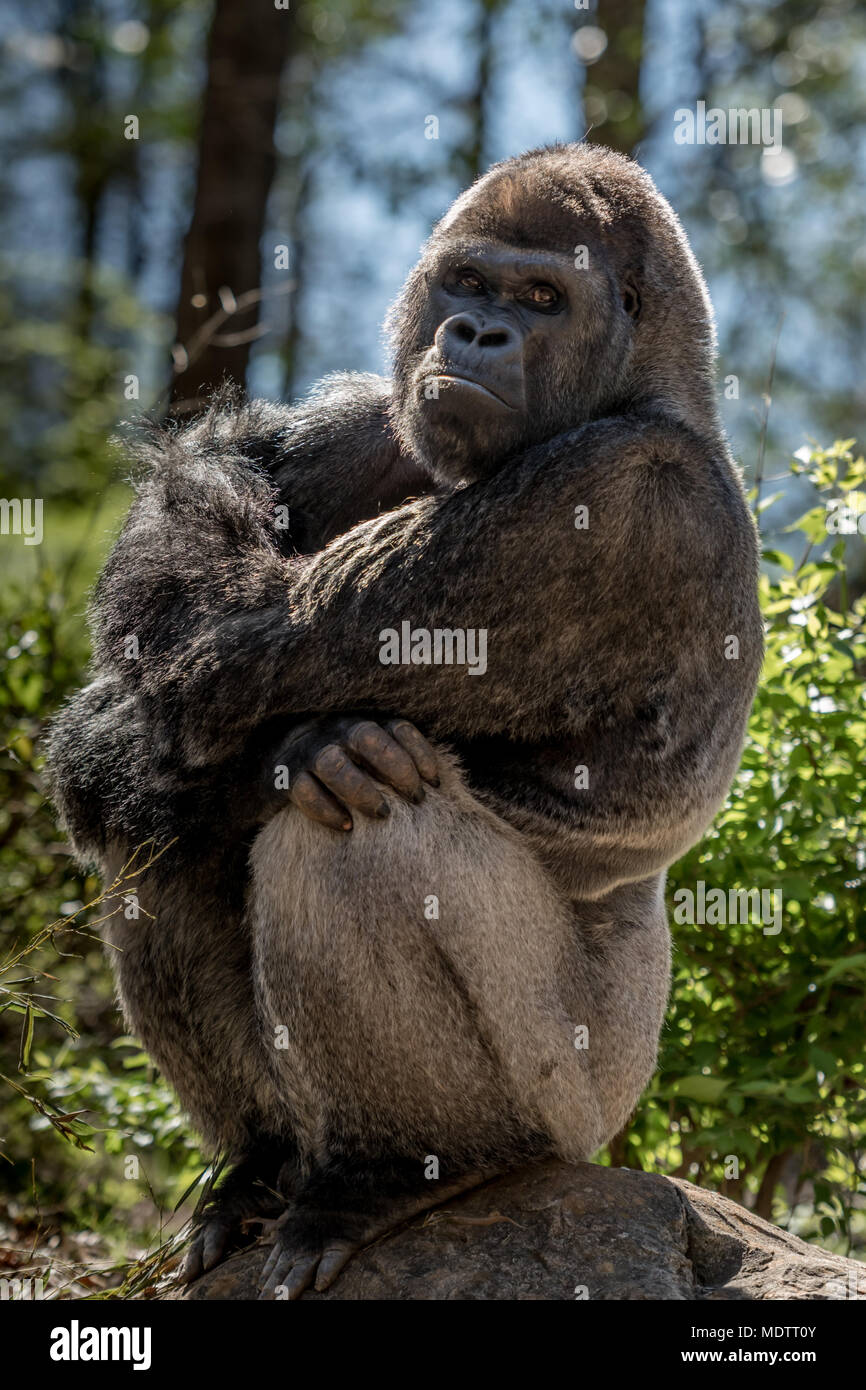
[524,283,560,309]
[455,269,485,293]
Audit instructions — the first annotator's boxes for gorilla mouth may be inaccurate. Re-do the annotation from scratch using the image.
[433,374,518,411]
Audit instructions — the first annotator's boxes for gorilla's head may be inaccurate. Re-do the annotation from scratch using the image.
[388,142,721,486]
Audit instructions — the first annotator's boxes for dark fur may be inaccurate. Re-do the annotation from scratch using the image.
[47,145,762,1289]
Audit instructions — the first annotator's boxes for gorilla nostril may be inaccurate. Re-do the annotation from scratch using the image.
[444,316,515,352]
[478,330,509,349]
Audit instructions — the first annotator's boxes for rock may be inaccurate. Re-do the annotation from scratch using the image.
[177,1160,865,1301]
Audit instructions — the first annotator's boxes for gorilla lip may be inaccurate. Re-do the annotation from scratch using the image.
[432,373,518,410]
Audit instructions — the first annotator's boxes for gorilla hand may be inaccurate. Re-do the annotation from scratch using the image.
[258,716,439,831]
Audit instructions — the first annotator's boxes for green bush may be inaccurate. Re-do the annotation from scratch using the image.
[0,537,203,1242]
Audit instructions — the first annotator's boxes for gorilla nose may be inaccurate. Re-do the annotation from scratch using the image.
[436,313,521,363]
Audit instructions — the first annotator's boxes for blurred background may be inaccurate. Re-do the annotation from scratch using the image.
[0,0,864,1296]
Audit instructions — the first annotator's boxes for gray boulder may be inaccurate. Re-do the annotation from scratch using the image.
[178,1160,864,1301]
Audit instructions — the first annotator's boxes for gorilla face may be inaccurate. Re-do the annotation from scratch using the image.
[391,235,638,486]
[388,145,722,488]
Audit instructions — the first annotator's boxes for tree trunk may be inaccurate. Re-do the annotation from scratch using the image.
[754,1149,793,1222]
[581,0,646,156]
[460,0,499,186]
[171,0,294,407]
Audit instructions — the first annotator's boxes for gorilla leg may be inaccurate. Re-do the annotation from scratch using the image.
[103,852,280,1150]
[250,750,606,1168]
[103,849,296,1276]
[249,751,620,1296]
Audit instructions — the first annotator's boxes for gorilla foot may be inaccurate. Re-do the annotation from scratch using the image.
[180,1142,291,1284]
[257,1205,366,1300]
[258,1166,490,1300]
[181,1212,236,1284]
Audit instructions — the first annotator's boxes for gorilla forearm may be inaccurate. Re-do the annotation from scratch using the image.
[46,679,170,861]
[90,375,420,678]
[49,374,431,865]
[46,676,266,866]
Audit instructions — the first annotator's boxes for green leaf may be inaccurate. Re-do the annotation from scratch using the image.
[673,1075,729,1103]
[17,1003,34,1072]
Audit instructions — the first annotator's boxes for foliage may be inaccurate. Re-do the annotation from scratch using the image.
[0,256,170,501]
[0,534,203,1249]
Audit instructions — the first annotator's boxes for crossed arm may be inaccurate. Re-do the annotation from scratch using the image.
[52,402,760,882]
[110,416,661,752]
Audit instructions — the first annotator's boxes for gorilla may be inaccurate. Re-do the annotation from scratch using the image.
[47,143,762,1298]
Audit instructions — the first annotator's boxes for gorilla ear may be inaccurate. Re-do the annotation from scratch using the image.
[622,276,641,321]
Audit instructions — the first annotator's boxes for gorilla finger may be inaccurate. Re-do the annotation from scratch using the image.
[180,1235,205,1284]
[201,1219,230,1273]
[282,1254,321,1300]
[258,1260,288,1300]
[258,1252,317,1301]
[386,720,440,785]
[290,771,352,830]
[346,721,425,802]
[313,745,390,819]
[314,1241,354,1292]
[258,1243,286,1293]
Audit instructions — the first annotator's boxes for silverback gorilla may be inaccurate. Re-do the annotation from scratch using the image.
[47,144,762,1298]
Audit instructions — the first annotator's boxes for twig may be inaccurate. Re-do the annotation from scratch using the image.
[754,313,785,522]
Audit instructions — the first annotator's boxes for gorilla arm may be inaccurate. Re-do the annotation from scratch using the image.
[47,675,438,872]
[48,373,436,862]
[156,414,763,895]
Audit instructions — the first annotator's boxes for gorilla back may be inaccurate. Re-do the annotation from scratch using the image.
[46,143,761,1297]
